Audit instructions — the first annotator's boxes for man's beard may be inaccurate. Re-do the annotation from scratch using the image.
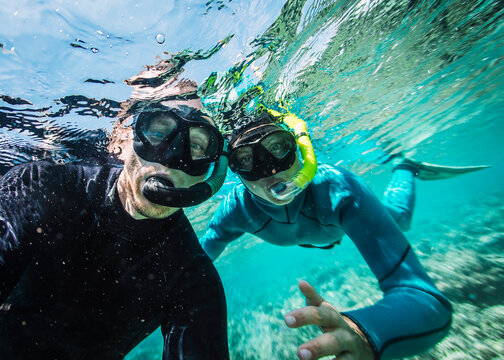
[124,153,179,219]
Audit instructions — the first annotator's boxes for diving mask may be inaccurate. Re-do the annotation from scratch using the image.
[133,105,224,176]
[132,105,228,208]
[228,124,297,181]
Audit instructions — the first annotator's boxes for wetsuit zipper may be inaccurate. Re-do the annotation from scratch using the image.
[284,205,291,223]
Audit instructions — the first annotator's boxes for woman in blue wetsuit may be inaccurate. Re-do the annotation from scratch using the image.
[200,110,487,360]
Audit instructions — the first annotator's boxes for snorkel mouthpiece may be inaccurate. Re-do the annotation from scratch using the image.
[271,182,286,194]
[266,108,317,200]
[142,177,212,207]
[271,181,304,201]
[142,142,229,208]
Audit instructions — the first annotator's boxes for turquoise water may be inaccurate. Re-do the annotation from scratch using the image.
[1,0,503,359]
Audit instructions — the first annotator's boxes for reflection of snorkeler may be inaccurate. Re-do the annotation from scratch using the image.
[0,80,230,358]
[200,110,488,360]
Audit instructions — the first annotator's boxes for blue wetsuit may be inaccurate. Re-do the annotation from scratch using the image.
[200,164,452,359]
[0,161,229,360]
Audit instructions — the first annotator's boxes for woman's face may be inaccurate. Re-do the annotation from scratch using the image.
[240,152,302,205]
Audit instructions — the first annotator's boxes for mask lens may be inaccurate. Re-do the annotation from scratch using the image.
[189,126,220,161]
[261,131,296,159]
[140,113,178,146]
[230,146,254,172]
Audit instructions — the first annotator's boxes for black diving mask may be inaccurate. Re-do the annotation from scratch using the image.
[229,124,297,181]
[133,106,223,176]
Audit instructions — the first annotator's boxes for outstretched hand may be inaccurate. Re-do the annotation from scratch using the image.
[284,280,375,360]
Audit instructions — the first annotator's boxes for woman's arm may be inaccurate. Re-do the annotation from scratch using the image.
[338,170,452,358]
[199,188,246,261]
[284,167,451,360]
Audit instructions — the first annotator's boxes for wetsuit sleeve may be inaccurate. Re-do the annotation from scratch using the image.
[161,254,229,360]
[0,162,76,303]
[200,189,245,261]
[331,170,452,359]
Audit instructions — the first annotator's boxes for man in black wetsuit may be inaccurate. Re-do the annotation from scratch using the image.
[0,79,230,359]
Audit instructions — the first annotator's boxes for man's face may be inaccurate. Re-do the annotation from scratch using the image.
[117,111,214,219]
[240,153,302,206]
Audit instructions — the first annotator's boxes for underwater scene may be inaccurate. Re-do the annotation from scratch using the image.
[1,0,503,359]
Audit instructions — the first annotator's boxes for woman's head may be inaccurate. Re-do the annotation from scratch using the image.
[228,113,301,205]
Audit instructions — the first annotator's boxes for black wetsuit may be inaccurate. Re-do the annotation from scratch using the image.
[0,161,229,360]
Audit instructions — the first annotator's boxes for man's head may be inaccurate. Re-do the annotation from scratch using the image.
[228,113,301,205]
[113,92,223,220]
[111,58,226,219]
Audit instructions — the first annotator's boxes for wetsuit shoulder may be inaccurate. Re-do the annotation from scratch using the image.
[212,184,258,231]
[305,164,366,226]
[200,184,262,260]
[0,160,120,301]
[0,160,120,196]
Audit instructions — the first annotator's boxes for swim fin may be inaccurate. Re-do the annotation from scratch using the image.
[395,158,491,181]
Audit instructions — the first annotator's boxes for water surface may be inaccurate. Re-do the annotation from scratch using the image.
[1,1,503,359]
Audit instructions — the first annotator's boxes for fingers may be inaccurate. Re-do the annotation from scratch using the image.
[297,331,353,360]
[285,302,345,330]
[285,280,346,330]
[287,281,373,360]
[299,350,353,360]
[298,280,324,307]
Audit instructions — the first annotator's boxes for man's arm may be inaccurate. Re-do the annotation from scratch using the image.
[0,163,47,302]
[0,161,81,303]
[162,254,229,360]
[0,217,24,303]
[200,188,246,261]
[0,162,55,302]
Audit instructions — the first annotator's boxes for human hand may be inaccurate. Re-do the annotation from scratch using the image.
[284,280,375,360]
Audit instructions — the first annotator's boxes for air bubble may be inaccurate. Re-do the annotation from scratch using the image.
[155,33,165,44]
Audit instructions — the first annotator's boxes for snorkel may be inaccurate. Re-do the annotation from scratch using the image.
[266,108,317,201]
[142,143,229,207]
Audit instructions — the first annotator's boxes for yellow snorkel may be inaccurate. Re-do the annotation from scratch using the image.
[266,108,317,201]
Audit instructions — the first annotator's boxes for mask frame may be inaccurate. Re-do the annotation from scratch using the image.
[133,107,223,176]
[229,127,297,181]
